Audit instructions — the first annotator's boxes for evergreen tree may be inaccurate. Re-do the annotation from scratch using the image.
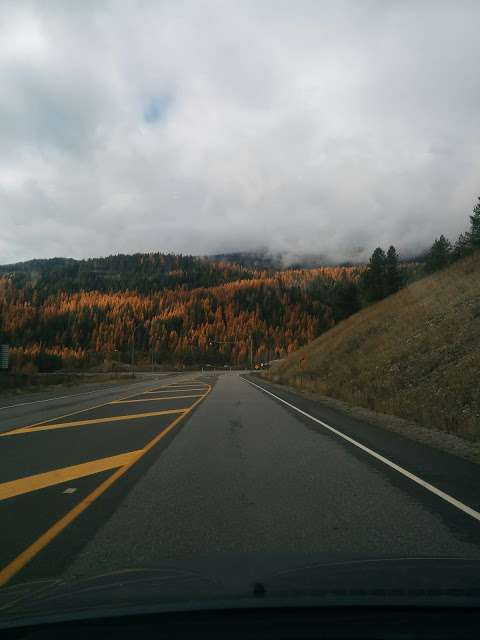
[385,245,402,295]
[425,235,452,272]
[362,247,387,302]
[469,196,480,249]
[308,275,360,322]
[452,232,472,262]
[334,276,360,321]
[451,195,480,262]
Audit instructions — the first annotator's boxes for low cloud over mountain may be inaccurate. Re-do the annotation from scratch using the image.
[1,1,479,263]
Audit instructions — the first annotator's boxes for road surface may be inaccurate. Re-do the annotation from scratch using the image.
[1,371,479,592]
[0,373,179,434]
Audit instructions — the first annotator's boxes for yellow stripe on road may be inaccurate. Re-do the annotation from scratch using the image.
[0,409,186,436]
[0,381,173,438]
[0,383,212,587]
[168,384,209,388]
[166,383,208,387]
[110,395,202,404]
[0,451,142,501]
[160,382,208,387]
[143,388,207,394]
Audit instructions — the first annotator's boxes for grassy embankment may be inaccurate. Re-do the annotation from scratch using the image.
[267,253,480,444]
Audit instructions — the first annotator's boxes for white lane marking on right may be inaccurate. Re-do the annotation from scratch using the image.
[245,378,480,523]
[63,488,77,494]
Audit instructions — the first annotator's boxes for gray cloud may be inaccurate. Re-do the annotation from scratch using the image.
[1,0,479,263]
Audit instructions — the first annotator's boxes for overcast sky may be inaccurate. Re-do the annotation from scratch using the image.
[1,0,479,264]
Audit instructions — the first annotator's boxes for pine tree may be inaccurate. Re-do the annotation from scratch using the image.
[452,232,472,262]
[334,277,360,321]
[469,196,480,249]
[385,245,402,295]
[425,235,452,272]
[362,247,387,302]
[451,195,480,262]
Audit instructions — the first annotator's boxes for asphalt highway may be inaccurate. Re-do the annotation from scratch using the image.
[0,373,180,434]
[1,372,479,595]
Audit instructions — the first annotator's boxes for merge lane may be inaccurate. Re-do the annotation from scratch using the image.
[0,378,212,587]
[0,372,196,435]
[0,472,114,569]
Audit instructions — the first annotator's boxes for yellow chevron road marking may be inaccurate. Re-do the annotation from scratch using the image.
[0,384,212,587]
[143,388,207,394]
[110,395,202,404]
[0,409,186,436]
[0,451,142,501]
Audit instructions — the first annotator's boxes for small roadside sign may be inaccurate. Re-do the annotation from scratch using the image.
[0,344,9,370]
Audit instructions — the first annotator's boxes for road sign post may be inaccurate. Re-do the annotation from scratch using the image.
[0,344,9,370]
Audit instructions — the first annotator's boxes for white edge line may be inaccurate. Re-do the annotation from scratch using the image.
[0,384,129,410]
[0,376,185,410]
[245,377,480,523]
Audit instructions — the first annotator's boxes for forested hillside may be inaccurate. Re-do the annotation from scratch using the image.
[4,191,476,375]
[0,254,257,299]
[0,257,363,371]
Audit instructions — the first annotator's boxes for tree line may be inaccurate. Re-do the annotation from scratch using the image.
[1,267,365,371]
[358,195,480,302]
[0,253,259,302]
[423,197,480,272]
[1,196,478,372]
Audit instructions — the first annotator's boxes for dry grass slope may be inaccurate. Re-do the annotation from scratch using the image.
[269,253,480,441]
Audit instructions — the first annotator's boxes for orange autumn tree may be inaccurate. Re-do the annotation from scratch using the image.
[0,263,363,370]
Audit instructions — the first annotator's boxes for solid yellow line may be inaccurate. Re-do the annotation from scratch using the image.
[110,395,202,404]
[0,451,142,502]
[1,380,166,437]
[0,409,186,436]
[0,384,212,587]
[167,383,208,387]
[157,381,204,388]
[167,387,209,391]
[159,382,207,387]
[156,383,208,387]
[143,388,207,394]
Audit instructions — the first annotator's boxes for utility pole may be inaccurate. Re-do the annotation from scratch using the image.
[249,334,253,370]
[131,329,135,378]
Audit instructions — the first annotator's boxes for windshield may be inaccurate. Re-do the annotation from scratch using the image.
[1,0,479,631]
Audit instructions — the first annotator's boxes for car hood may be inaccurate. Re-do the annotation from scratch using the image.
[1,554,479,628]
